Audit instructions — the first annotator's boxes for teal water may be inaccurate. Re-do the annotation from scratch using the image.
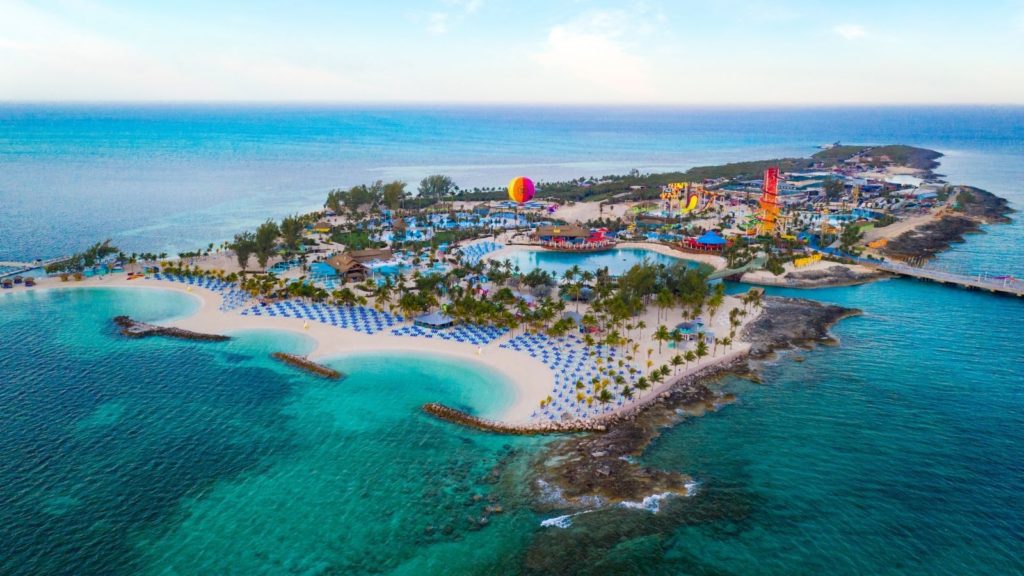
[501,247,695,277]
[3,106,1024,574]
[0,288,541,575]
[629,280,1024,575]
[3,105,1022,260]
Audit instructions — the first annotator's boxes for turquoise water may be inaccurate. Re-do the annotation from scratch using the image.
[630,280,1024,575]
[3,105,1023,260]
[2,106,1024,574]
[501,247,696,277]
[0,288,541,575]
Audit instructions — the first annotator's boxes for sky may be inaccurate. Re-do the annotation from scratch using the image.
[1,0,1023,104]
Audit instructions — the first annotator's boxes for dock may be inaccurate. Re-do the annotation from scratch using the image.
[862,261,1024,297]
[0,256,69,278]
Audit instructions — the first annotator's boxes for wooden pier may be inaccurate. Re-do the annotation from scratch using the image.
[862,261,1024,297]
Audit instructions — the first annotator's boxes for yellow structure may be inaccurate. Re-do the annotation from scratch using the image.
[794,253,822,268]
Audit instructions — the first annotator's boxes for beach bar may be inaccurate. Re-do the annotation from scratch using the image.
[414,311,455,329]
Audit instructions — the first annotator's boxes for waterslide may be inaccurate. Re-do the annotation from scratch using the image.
[680,195,699,214]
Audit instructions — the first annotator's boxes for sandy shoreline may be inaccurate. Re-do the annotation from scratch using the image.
[4,272,757,428]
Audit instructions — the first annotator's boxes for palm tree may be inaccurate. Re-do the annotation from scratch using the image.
[653,324,671,354]
[696,339,709,365]
[634,320,647,343]
[634,376,650,398]
[655,289,674,322]
[597,389,614,412]
[684,349,696,370]
[670,354,683,375]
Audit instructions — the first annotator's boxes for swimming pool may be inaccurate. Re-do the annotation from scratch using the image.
[499,247,697,277]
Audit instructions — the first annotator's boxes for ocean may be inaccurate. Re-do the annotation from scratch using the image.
[1,105,1021,262]
[0,106,1022,575]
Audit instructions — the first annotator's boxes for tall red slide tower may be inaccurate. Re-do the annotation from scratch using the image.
[756,167,781,236]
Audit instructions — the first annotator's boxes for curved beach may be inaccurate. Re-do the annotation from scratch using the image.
[6,271,757,427]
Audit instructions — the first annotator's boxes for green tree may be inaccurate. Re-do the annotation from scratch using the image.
[653,324,671,354]
[670,354,683,375]
[684,349,696,369]
[254,220,280,270]
[839,223,865,256]
[382,180,408,210]
[696,339,709,364]
[279,215,304,252]
[419,174,456,198]
[231,232,256,273]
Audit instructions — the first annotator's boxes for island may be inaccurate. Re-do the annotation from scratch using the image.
[5,144,1017,525]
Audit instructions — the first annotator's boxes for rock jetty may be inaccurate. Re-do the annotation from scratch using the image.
[271,352,343,379]
[113,316,229,341]
[423,403,607,434]
[741,296,860,358]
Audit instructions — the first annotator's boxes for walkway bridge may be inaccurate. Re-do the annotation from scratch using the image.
[708,256,766,281]
[860,261,1024,297]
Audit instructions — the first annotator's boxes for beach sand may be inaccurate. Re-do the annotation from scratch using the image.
[7,272,758,428]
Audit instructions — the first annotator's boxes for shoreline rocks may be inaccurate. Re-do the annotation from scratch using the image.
[529,296,858,509]
[422,403,608,434]
[271,352,343,380]
[113,316,229,341]
[740,296,860,359]
[884,187,1014,262]
[744,264,889,288]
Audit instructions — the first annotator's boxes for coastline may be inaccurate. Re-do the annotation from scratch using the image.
[528,295,859,511]
[6,275,759,427]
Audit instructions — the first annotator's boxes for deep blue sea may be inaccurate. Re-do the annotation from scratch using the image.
[1,105,1021,261]
[1,106,1022,575]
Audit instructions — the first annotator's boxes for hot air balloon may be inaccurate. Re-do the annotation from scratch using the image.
[508,176,535,204]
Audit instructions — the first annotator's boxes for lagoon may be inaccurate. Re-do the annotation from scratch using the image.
[0,287,534,575]
[498,247,697,278]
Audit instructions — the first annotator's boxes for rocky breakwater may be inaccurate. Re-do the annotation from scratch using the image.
[528,297,857,512]
[271,352,343,379]
[518,296,859,572]
[113,316,229,342]
[884,187,1014,261]
[422,403,608,434]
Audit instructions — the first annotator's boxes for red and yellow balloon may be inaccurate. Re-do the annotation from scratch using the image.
[507,176,535,204]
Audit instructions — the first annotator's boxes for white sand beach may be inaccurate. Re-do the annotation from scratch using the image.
[7,271,758,427]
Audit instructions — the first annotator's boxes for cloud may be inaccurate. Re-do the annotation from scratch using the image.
[423,0,481,34]
[833,24,867,40]
[530,10,656,100]
[427,12,449,35]
[445,0,482,14]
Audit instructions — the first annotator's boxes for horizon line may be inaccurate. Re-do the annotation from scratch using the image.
[2,100,1023,109]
